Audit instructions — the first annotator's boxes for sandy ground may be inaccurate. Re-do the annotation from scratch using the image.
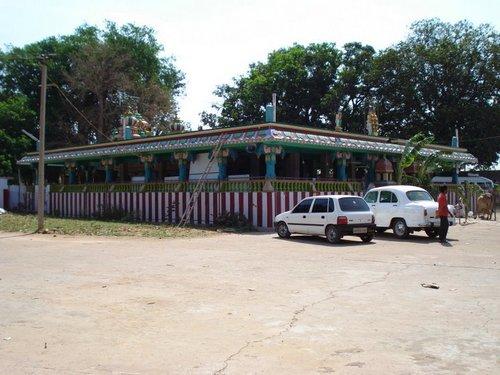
[0,220,499,374]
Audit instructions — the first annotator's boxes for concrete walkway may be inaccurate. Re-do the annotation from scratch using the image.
[0,220,499,374]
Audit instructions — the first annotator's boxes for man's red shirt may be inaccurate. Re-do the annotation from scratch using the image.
[437,192,449,217]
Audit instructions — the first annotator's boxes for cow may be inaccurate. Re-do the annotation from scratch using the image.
[476,193,494,220]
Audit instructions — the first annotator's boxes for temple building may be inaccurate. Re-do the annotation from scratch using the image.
[17,109,477,229]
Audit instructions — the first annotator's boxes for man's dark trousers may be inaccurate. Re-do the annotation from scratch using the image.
[439,216,449,243]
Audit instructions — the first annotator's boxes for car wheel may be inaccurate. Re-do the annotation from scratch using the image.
[376,228,386,234]
[276,222,291,239]
[424,228,438,239]
[325,225,341,244]
[360,234,373,243]
[392,219,409,239]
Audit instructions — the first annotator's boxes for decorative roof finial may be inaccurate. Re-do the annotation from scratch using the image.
[335,111,342,132]
[366,98,379,136]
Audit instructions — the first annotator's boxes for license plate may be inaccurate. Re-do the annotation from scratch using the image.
[353,227,367,234]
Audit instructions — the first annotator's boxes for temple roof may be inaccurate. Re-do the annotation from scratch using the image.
[17,123,477,165]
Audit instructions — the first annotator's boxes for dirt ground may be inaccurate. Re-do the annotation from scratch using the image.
[0,220,499,374]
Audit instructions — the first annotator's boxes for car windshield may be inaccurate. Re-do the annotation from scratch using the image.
[338,197,370,212]
[406,190,434,201]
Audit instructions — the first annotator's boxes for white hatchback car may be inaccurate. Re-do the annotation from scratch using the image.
[364,185,455,239]
[274,195,376,244]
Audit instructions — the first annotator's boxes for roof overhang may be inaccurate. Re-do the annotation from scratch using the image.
[17,123,478,165]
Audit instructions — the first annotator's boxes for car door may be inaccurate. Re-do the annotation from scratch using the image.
[287,198,313,234]
[389,191,400,218]
[306,197,329,235]
[364,190,379,222]
[375,190,394,228]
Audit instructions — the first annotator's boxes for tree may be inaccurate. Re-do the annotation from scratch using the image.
[201,42,377,130]
[202,43,343,128]
[0,95,36,176]
[0,22,184,146]
[372,19,500,167]
[203,19,498,168]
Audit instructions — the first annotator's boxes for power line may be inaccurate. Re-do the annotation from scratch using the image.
[48,77,113,143]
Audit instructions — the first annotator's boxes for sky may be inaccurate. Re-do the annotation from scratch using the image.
[0,0,499,128]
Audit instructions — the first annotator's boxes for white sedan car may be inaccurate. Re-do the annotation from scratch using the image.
[274,195,376,244]
[364,185,455,239]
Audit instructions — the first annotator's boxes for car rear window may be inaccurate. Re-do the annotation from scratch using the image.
[339,197,370,212]
[406,190,434,201]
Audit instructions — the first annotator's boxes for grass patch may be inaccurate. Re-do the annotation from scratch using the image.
[0,213,215,238]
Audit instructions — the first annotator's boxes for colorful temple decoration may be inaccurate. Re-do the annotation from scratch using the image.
[375,157,394,182]
[18,125,477,165]
[112,109,152,141]
[366,106,379,136]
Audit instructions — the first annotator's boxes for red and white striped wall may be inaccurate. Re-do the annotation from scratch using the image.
[47,191,361,229]
[23,189,478,229]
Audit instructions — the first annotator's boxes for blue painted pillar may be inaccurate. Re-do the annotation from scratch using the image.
[140,155,154,182]
[218,158,228,180]
[32,165,38,185]
[178,160,188,182]
[105,166,113,183]
[84,168,91,184]
[336,158,347,181]
[451,135,459,184]
[368,159,376,184]
[265,153,277,179]
[452,168,458,185]
[144,162,153,182]
[68,169,76,185]
[101,159,114,183]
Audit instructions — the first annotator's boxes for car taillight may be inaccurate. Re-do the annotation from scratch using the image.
[371,214,375,224]
[337,216,348,225]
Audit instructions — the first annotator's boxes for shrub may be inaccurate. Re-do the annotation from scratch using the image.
[213,211,253,230]
[94,204,141,222]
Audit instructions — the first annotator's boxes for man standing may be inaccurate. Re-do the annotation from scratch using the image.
[437,185,450,244]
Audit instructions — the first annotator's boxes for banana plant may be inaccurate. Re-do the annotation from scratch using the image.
[395,133,436,185]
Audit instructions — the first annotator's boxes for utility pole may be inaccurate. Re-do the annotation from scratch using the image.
[37,57,48,233]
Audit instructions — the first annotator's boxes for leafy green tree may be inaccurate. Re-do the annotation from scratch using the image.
[0,22,184,175]
[0,22,184,146]
[372,19,499,167]
[203,19,498,168]
[202,43,342,128]
[0,95,36,176]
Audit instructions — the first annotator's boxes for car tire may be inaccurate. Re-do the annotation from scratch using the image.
[325,225,341,244]
[360,234,373,243]
[276,221,291,239]
[425,228,438,239]
[392,218,409,239]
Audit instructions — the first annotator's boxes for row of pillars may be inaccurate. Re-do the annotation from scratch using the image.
[53,146,288,185]
[38,148,389,185]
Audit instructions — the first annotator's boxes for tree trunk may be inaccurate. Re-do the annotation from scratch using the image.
[97,93,105,143]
